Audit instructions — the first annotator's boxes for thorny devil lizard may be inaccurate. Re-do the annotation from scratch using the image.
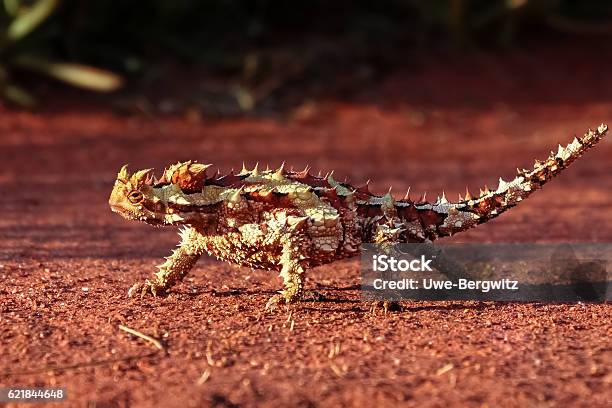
[109,124,608,311]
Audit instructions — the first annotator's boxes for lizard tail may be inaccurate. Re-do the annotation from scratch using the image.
[433,123,608,238]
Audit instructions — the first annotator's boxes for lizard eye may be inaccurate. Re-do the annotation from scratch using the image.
[128,190,144,204]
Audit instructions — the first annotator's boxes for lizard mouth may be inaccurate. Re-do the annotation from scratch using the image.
[109,204,167,225]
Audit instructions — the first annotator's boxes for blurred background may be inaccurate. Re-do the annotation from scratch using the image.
[2,0,612,113]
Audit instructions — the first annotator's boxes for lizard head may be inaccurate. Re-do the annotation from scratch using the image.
[109,165,166,225]
[109,162,217,227]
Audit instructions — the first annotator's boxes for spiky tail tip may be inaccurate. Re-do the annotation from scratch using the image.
[437,124,608,237]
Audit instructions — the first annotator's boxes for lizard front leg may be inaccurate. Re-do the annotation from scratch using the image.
[128,227,205,298]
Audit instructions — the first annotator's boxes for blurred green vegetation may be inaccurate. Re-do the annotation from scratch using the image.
[0,0,123,107]
[2,0,612,108]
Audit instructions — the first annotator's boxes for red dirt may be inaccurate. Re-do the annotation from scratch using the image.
[1,42,611,407]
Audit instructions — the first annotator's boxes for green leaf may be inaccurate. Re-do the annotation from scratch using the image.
[13,56,124,92]
[4,0,21,17]
[1,83,36,108]
[7,0,59,42]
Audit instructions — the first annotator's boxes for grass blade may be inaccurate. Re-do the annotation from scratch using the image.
[7,0,59,41]
[13,56,124,92]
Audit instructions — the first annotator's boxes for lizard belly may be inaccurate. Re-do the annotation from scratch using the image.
[201,230,283,271]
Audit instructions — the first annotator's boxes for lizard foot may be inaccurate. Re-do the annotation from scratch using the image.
[264,294,287,312]
[265,290,324,312]
[128,280,165,298]
[368,300,401,314]
[265,290,303,312]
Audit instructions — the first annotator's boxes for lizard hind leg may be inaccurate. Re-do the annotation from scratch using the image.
[265,264,326,311]
[368,222,404,313]
[265,262,305,311]
[264,225,320,311]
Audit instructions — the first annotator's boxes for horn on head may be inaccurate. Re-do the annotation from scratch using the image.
[117,165,130,183]
[130,168,154,187]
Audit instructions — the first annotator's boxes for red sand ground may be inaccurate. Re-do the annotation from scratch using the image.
[1,42,611,407]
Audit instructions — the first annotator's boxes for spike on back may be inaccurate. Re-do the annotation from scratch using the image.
[356,180,371,193]
[439,191,448,204]
[418,192,427,203]
[272,162,286,180]
[403,187,411,201]
[162,161,211,192]
[464,187,473,201]
[294,165,310,178]
[212,170,245,187]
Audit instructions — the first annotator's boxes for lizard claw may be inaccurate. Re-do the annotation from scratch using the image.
[265,289,323,312]
[264,290,302,312]
[264,294,286,312]
[128,280,164,298]
[368,300,402,314]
